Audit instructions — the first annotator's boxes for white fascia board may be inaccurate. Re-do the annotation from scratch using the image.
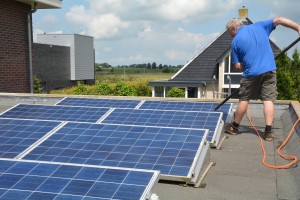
[16,0,62,9]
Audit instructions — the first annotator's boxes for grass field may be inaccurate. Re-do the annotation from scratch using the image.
[49,72,175,95]
[96,73,174,84]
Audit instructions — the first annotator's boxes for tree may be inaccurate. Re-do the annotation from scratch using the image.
[151,62,157,69]
[162,67,171,73]
[166,87,185,98]
[276,48,300,100]
[291,49,300,100]
[96,63,111,68]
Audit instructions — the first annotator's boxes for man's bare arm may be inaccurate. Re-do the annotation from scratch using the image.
[273,17,300,35]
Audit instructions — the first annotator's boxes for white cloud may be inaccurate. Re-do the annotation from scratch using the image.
[88,0,123,13]
[143,0,241,22]
[65,0,242,40]
[65,5,88,24]
[95,25,219,65]
[137,24,154,38]
[32,0,300,66]
[66,5,129,39]
[261,0,300,20]
[159,1,206,21]
[87,14,129,39]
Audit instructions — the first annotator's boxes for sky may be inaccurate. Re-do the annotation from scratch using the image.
[32,0,300,66]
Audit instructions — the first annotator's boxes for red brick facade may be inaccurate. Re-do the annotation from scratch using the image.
[0,0,31,93]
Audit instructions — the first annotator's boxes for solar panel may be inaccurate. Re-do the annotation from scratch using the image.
[101,108,223,145]
[22,122,210,183]
[0,119,62,159]
[56,98,233,122]
[139,100,233,122]
[0,159,159,200]
[57,97,142,109]
[0,104,110,123]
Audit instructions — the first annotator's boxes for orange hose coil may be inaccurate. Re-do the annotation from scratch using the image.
[246,110,299,169]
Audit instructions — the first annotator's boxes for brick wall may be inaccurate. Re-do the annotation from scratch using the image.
[0,0,31,93]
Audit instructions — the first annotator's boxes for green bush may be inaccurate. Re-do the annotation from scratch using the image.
[72,81,92,95]
[95,83,113,95]
[114,82,137,96]
[134,83,152,96]
[166,87,185,98]
[33,75,42,93]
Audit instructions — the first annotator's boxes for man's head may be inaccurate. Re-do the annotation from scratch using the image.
[226,18,244,37]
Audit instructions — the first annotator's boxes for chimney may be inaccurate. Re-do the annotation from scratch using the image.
[238,6,248,19]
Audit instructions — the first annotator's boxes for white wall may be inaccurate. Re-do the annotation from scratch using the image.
[74,35,94,80]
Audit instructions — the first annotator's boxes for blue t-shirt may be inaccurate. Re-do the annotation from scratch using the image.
[231,19,276,77]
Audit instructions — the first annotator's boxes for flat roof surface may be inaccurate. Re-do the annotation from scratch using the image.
[0,94,299,200]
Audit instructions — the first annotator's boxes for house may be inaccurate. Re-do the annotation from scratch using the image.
[33,34,95,92]
[0,0,62,93]
[149,7,280,99]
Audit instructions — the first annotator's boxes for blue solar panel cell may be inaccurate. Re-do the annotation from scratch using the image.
[0,104,110,123]
[0,119,61,159]
[0,159,159,200]
[23,122,208,179]
[57,97,141,109]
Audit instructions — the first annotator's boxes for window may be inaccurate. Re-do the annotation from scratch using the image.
[154,86,164,97]
[223,54,242,87]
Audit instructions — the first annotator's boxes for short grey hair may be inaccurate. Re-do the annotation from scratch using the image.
[226,18,244,29]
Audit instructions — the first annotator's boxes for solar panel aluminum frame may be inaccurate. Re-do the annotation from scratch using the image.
[55,96,67,105]
[0,158,160,200]
[224,103,234,123]
[210,117,224,148]
[0,104,17,116]
[159,129,211,185]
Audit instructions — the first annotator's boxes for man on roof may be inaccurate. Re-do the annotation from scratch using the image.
[224,17,300,141]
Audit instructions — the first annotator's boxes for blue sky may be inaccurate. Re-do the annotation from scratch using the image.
[32,0,300,66]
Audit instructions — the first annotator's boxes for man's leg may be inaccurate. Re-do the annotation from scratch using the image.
[261,71,276,141]
[263,100,274,126]
[234,100,249,124]
[263,100,274,141]
[224,100,248,135]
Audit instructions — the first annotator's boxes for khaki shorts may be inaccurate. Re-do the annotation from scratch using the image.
[239,71,277,102]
